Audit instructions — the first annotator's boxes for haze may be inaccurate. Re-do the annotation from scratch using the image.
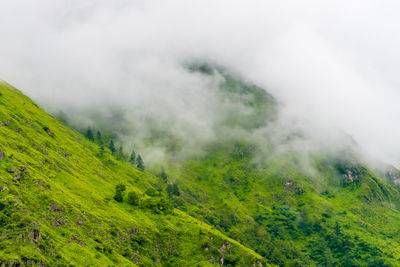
[1,0,400,165]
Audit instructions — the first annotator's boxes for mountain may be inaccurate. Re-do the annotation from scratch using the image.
[154,66,400,266]
[0,81,264,266]
[2,64,400,267]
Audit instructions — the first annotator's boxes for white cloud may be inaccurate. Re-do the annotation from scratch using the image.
[1,0,400,164]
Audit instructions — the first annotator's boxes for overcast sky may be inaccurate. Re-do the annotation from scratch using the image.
[1,0,400,165]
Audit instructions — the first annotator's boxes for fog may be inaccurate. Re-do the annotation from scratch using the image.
[1,0,400,165]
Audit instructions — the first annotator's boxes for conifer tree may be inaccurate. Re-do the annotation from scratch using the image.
[136,154,144,171]
[96,130,102,144]
[160,168,168,182]
[109,140,116,154]
[130,150,136,164]
[118,146,125,159]
[86,127,94,141]
[99,144,104,156]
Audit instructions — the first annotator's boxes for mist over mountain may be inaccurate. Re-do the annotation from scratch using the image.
[2,1,400,266]
[1,0,400,165]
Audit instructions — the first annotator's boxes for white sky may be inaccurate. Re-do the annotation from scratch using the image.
[1,0,400,164]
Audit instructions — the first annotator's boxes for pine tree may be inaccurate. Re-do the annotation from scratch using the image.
[96,130,102,144]
[130,150,136,164]
[109,140,116,154]
[136,155,144,171]
[160,168,168,182]
[86,127,94,141]
[167,183,180,196]
[118,146,125,159]
[99,144,104,156]
[114,184,126,202]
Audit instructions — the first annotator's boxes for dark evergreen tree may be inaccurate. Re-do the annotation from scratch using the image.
[109,140,116,154]
[160,168,168,182]
[129,150,136,164]
[86,127,94,141]
[167,183,180,196]
[118,146,124,159]
[96,130,102,144]
[99,144,104,156]
[136,154,144,171]
[114,184,126,202]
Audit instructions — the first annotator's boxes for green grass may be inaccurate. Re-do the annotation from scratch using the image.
[3,64,400,266]
[0,81,266,266]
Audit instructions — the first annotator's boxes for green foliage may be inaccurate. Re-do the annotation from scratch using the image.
[96,130,102,144]
[129,150,136,164]
[3,66,400,267]
[159,168,168,182]
[0,81,264,266]
[109,140,116,154]
[85,127,94,141]
[114,184,126,202]
[142,197,173,214]
[136,154,144,171]
[126,191,140,206]
[145,188,158,197]
[118,146,125,160]
[167,183,180,196]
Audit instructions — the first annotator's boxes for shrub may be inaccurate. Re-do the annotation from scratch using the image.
[114,184,126,202]
[145,188,158,197]
[127,191,140,206]
[142,197,173,214]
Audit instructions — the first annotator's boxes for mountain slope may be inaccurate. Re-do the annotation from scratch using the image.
[158,68,400,266]
[0,81,265,266]
[103,65,400,266]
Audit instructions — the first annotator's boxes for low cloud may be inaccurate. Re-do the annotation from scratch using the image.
[1,0,400,165]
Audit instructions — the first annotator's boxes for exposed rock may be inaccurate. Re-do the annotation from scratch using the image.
[43,126,53,137]
[209,256,215,265]
[343,169,360,183]
[0,150,4,161]
[385,167,400,185]
[33,229,41,243]
[19,166,27,172]
[284,180,294,187]
[49,204,63,213]
[7,167,16,173]
[0,120,10,126]
[53,219,66,227]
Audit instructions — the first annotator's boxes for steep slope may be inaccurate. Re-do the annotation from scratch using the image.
[155,68,400,266]
[78,64,400,266]
[0,81,265,266]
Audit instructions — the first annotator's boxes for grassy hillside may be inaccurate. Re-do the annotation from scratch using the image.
[76,64,400,266]
[4,64,400,267]
[0,81,265,266]
[151,67,400,266]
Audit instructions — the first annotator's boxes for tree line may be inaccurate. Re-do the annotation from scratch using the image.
[85,126,144,171]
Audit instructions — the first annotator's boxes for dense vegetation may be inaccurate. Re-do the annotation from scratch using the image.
[0,81,264,266]
[2,64,400,266]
